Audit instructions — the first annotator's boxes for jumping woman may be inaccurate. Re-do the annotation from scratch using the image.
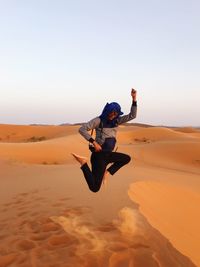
[72,88,137,192]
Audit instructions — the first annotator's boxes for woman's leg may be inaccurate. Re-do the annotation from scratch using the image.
[106,152,131,175]
[80,152,107,192]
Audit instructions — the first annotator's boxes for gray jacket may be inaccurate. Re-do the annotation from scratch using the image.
[79,101,137,146]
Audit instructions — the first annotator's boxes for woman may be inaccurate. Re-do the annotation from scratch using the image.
[72,89,137,193]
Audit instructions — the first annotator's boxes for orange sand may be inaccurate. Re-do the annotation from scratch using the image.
[0,123,200,267]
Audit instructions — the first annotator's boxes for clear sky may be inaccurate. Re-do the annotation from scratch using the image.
[0,0,200,126]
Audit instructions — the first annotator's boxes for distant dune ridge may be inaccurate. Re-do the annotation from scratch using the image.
[0,123,200,267]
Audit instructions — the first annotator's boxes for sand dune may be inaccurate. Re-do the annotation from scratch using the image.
[129,180,200,266]
[130,140,200,173]
[174,127,200,133]
[117,126,200,148]
[0,163,197,267]
[0,124,87,164]
[0,124,79,142]
[0,124,199,267]
[117,126,200,175]
[0,134,88,165]
[0,124,199,166]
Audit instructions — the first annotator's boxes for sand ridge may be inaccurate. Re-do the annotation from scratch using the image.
[129,180,200,266]
[0,123,199,266]
[0,124,79,143]
[0,170,196,267]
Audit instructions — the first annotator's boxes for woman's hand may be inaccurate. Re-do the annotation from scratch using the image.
[93,141,102,152]
[131,88,137,101]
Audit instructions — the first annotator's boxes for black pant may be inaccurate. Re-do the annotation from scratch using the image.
[81,151,131,193]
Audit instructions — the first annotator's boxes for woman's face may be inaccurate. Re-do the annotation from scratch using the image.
[108,111,118,120]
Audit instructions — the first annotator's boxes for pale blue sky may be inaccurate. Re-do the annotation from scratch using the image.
[0,0,200,126]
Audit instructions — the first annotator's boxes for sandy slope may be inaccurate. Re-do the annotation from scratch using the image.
[0,124,79,142]
[0,135,87,164]
[0,124,87,164]
[174,127,200,133]
[0,124,200,267]
[129,179,200,266]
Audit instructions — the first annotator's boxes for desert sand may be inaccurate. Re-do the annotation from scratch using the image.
[0,123,200,267]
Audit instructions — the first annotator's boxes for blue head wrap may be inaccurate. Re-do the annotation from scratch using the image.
[99,102,124,127]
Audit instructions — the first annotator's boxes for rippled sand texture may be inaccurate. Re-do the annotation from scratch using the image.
[0,124,200,267]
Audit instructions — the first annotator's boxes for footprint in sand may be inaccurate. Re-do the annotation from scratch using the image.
[47,234,76,248]
[51,198,71,208]
[17,219,28,225]
[38,217,54,224]
[3,202,13,207]
[42,222,60,232]
[108,242,128,252]
[130,243,150,249]
[96,223,116,233]
[30,233,51,241]
[61,207,91,217]
[0,234,7,239]
[1,208,8,213]
[25,221,41,234]
[13,199,24,205]
[0,253,19,267]
[16,239,36,250]
[30,211,40,216]
[17,211,29,217]
[16,205,30,211]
